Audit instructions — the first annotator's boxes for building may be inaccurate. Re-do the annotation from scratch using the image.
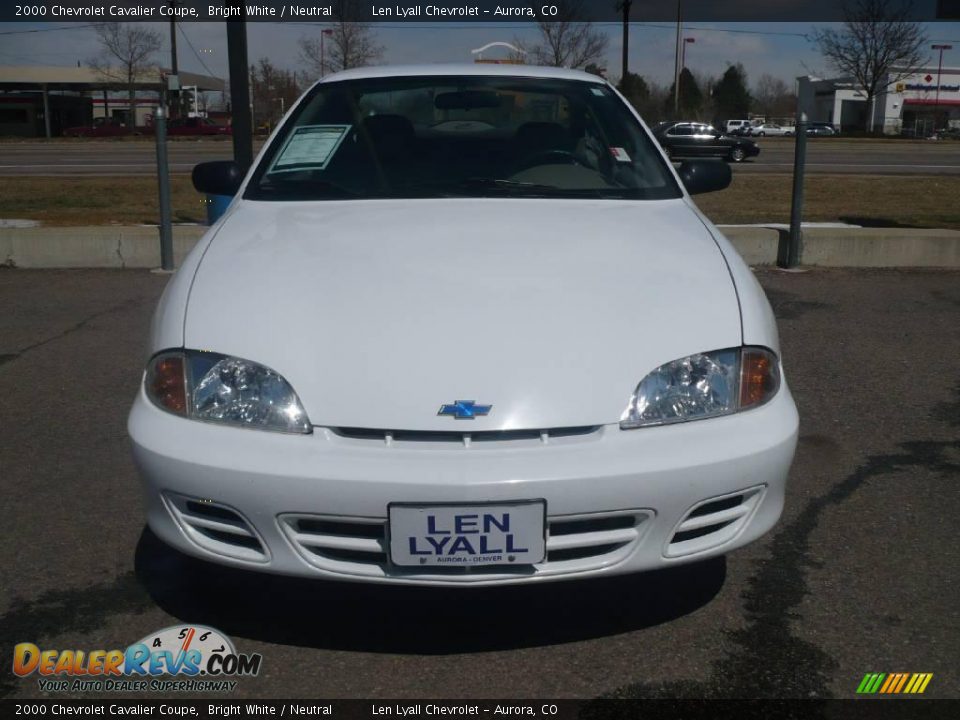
[799,65,960,135]
[0,66,224,137]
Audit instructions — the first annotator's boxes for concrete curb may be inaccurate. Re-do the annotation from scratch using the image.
[2,225,960,269]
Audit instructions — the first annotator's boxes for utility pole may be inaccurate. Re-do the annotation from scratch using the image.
[673,0,683,117]
[227,13,253,170]
[932,44,953,132]
[168,1,179,118]
[617,1,632,81]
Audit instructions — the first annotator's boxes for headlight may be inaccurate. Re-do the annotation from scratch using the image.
[145,350,311,434]
[620,347,779,429]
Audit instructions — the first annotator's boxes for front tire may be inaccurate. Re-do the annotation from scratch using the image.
[729,146,746,162]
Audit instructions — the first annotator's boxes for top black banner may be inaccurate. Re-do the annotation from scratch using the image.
[2,0,958,23]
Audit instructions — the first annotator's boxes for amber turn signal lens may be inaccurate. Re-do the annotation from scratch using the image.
[149,355,187,414]
[740,348,779,408]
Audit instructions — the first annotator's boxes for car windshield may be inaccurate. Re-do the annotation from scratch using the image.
[245,75,681,201]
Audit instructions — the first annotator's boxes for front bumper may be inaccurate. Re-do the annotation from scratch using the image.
[128,383,798,586]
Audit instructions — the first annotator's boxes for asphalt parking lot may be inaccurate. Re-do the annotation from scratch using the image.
[2,137,959,176]
[1,266,958,700]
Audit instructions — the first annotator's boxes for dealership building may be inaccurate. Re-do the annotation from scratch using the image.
[800,65,960,135]
[0,66,224,137]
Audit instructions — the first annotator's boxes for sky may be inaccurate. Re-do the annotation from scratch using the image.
[1,20,959,89]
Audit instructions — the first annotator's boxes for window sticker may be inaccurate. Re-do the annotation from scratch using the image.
[609,146,632,162]
[269,124,351,173]
[590,88,607,96]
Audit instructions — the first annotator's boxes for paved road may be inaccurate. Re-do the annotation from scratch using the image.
[1,267,957,700]
[0,139,246,177]
[2,137,960,176]
[735,137,960,175]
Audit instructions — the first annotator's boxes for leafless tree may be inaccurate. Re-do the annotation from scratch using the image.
[87,23,163,126]
[250,58,303,130]
[813,0,928,131]
[299,0,383,77]
[519,0,609,69]
[753,74,796,120]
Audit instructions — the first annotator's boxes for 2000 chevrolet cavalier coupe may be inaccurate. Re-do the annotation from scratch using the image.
[129,65,798,586]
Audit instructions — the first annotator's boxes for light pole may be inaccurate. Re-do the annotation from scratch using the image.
[320,28,333,78]
[932,44,953,131]
[681,37,695,73]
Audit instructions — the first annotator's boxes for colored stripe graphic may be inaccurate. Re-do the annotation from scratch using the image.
[857,673,933,694]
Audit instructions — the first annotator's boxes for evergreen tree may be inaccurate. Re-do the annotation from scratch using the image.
[712,64,752,120]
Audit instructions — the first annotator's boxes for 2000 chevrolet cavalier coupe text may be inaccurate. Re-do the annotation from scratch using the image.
[129,65,798,586]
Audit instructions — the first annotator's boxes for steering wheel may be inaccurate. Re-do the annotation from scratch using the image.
[514,150,592,172]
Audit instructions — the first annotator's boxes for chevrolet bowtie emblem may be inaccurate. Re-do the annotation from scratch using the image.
[437,400,492,419]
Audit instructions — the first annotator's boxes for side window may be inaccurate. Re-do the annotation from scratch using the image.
[668,124,691,136]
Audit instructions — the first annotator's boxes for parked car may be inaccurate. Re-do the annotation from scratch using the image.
[63,117,147,138]
[805,122,837,137]
[725,119,751,135]
[935,127,960,140]
[652,121,760,162]
[130,64,797,587]
[167,116,231,137]
[748,123,794,137]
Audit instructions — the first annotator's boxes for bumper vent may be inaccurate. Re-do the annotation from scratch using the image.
[328,425,601,448]
[665,486,765,558]
[279,510,652,581]
[164,494,269,563]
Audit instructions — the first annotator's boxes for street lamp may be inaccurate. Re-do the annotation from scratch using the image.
[932,44,953,131]
[320,28,334,78]
[681,37,695,72]
[676,38,695,114]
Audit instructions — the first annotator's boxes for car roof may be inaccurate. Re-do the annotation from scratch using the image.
[317,63,608,85]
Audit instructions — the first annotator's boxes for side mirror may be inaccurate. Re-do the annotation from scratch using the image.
[192,160,244,196]
[678,160,731,195]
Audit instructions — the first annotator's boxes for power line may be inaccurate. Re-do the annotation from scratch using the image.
[176,22,220,79]
[0,24,99,36]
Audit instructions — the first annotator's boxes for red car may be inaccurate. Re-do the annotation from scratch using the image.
[167,117,231,137]
[63,117,148,137]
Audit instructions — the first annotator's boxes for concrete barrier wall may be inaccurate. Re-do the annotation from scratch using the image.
[0,226,207,269]
[2,225,960,269]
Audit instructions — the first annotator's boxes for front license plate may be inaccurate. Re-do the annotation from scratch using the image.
[388,502,546,567]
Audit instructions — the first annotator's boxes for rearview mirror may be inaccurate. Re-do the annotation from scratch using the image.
[435,90,502,110]
[192,160,244,196]
[677,160,732,195]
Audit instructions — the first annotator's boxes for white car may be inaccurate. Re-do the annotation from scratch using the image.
[748,123,795,137]
[129,64,798,587]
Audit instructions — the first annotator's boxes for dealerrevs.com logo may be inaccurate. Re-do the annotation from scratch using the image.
[13,625,261,693]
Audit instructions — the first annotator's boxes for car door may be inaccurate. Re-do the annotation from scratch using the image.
[664,123,696,156]
[696,124,727,157]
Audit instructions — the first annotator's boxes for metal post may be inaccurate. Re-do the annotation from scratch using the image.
[782,111,807,268]
[227,15,253,170]
[42,84,51,138]
[155,105,174,271]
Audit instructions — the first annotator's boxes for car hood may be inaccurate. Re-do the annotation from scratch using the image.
[185,198,742,431]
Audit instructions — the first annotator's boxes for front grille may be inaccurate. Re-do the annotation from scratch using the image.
[328,425,602,448]
[279,509,651,580]
[665,486,765,558]
[165,494,269,562]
